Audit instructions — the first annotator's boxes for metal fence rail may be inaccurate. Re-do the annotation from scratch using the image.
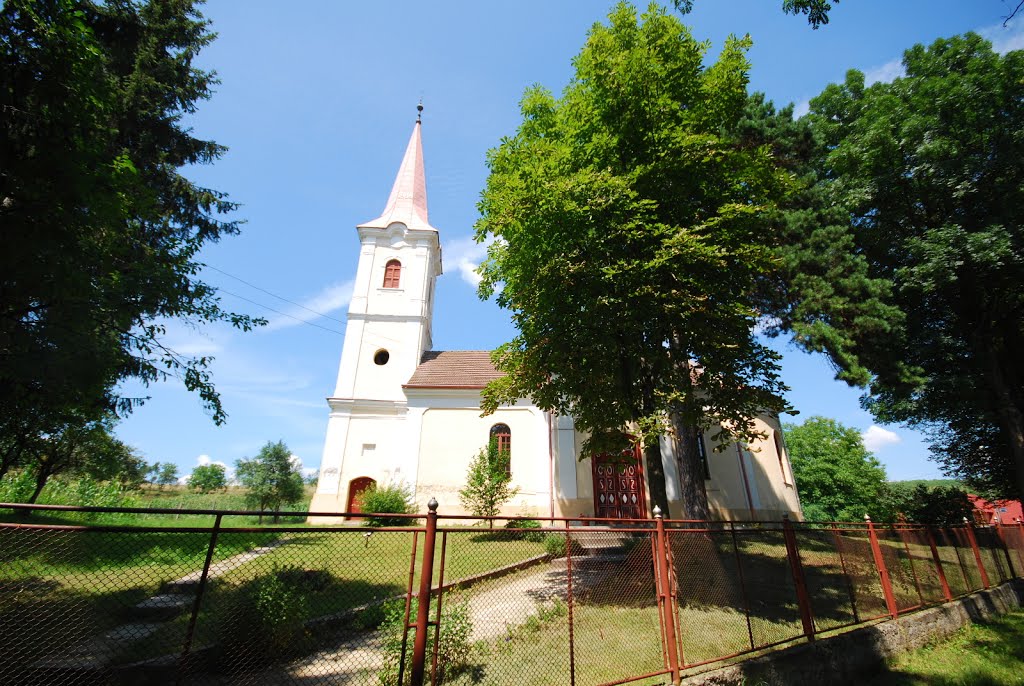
[1,502,1022,686]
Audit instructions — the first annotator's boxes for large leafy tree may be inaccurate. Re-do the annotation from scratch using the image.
[236,440,305,523]
[804,34,1024,499]
[475,3,791,517]
[782,416,888,521]
[0,0,259,447]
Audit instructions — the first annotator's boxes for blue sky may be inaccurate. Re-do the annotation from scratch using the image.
[113,1,1024,483]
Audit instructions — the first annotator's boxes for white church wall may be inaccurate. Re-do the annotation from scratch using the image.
[412,396,551,517]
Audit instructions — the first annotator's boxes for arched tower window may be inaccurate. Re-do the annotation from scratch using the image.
[490,423,512,475]
[383,259,401,288]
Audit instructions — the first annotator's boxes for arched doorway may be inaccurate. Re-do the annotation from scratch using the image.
[346,477,376,517]
[592,445,646,520]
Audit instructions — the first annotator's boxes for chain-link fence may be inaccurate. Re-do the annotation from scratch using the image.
[1,502,1022,686]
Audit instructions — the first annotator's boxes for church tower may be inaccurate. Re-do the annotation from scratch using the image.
[310,108,442,518]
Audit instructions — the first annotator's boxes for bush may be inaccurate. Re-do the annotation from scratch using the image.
[213,565,314,670]
[378,593,472,685]
[503,518,545,543]
[358,482,416,527]
[0,472,140,518]
[543,533,584,558]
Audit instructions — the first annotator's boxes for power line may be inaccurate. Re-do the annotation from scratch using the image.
[204,263,347,325]
[216,288,344,336]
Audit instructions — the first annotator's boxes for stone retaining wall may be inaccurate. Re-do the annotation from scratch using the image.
[682,579,1024,685]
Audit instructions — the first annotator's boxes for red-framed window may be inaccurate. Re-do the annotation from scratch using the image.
[490,423,512,475]
[383,259,401,288]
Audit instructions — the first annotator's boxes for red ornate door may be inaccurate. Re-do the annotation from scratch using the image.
[346,477,376,517]
[592,446,647,520]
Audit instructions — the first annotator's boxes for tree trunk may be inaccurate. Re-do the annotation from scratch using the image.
[670,416,710,520]
[643,441,671,519]
[27,463,53,505]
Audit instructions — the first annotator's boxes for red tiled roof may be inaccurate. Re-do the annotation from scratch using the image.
[969,494,1024,524]
[404,351,503,389]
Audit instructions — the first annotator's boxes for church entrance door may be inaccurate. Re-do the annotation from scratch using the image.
[592,446,647,520]
[346,477,376,518]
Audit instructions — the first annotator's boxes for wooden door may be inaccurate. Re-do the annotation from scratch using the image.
[592,446,646,520]
[346,477,376,517]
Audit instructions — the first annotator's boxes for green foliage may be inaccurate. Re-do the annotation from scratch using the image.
[543,534,584,558]
[235,441,305,523]
[0,0,262,443]
[156,463,179,488]
[879,483,974,527]
[504,518,545,543]
[188,463,227,493]
[214,565,313,670]
[672,0,837,28]
[801,34,1024,499]
[475,2,792,516]
[378,594,472,685]
[0,471,140,515]
[357,482,415,527]
[783,416,888,521]
[459,440,518,520]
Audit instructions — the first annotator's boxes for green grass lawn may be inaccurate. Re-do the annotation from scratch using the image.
[865,609,1024,685]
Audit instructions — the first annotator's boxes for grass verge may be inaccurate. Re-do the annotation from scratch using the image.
[866,609,1024,685]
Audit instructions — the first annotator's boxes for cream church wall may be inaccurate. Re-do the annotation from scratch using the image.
[412,395,552,516]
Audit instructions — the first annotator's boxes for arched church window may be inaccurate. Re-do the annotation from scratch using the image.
[490,423,512,475]
[383,259,401,288]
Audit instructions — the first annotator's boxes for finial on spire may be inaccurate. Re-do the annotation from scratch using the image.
[417,99,423,123]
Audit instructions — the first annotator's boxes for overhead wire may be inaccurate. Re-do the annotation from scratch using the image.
[204,263,347,325]
[215,287,344,336]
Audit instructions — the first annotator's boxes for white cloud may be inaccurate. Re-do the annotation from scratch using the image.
[263,280,354,331]
[861,425,902,452]
[443,236,489,288]
[981,19,1024,55]
[864,58,904,85]
[288,453,318,478]
[792,99,810,118]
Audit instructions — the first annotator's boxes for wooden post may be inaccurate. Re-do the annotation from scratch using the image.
[782,515,815,641]
[865,515,899,619]
[410,498,439,686]
[963,517,991,589]
[654,506,682,684]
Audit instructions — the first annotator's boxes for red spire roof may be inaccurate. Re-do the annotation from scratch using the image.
[358,119,436,232]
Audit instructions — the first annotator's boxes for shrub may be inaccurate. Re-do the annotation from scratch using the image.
[543,533,584,558]
[358,482,416,527]
[0,472,140,518]
[213,565,313,670]
[503,518,545,543]
[378,593,472,685]
[459,439,518,519]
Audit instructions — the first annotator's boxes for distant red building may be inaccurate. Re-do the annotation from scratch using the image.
[968,494,1023,525]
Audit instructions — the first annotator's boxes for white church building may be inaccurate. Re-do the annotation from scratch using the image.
[309,115,803,523]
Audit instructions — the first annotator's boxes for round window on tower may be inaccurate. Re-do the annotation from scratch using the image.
[373,349,390,366]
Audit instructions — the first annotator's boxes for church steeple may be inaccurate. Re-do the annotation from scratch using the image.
[358,108,435,233]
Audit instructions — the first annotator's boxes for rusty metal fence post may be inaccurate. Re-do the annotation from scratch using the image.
[865,515,899,619]
[409,497,439,686]
[925,526,953,602]
[782,515,815,641]
[962,517,991,589]
[992,518,1016,582]
[177,512,222,683]
[653,506,682,685]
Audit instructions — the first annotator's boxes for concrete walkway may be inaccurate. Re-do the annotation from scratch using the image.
[33,537,290,674]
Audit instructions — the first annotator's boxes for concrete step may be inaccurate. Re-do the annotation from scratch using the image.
[133,593,193,620]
